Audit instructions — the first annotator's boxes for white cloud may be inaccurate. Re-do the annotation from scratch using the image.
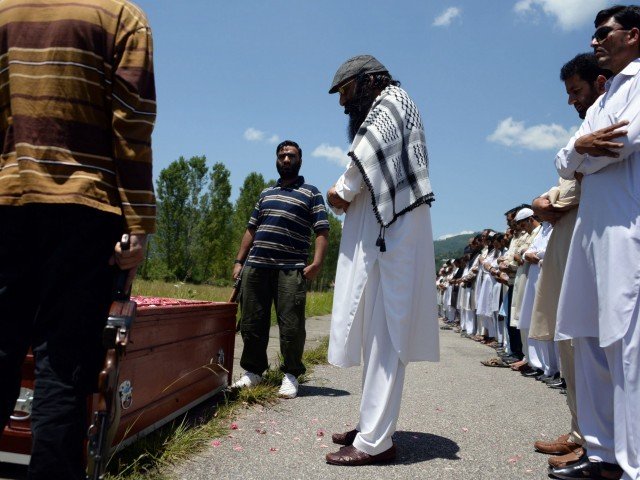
[311,143,350,167]
[514,0,608,31]
[487,117,577,151]
[437,230,475,241]
[244,128,281,145]
[244,127,265,142]
[433,7,462,27]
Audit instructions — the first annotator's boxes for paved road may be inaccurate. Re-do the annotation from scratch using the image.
[171,320,570,480]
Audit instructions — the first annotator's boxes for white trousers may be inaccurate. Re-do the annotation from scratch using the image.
[574,316,640,479]
[353,263,406,456]
[479,314,495,338]
[528,339,559,376]
[520,328,530,363]
[446,305,456,323]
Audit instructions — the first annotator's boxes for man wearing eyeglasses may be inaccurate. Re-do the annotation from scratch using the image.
[551,5,640,480]
[324,55,439,466]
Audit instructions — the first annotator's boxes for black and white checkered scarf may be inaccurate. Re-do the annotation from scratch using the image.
[349,85,434,234]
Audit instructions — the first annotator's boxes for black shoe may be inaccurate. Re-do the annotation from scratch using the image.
[560,388,567,395]
[549,454,623,479]
[536,374,552,382]
[548,379,567,389]
[522,368,544,378]
[501,356,521,364]
[543,372,561,384]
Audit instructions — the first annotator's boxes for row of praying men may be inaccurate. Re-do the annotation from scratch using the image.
[438,6,640,476]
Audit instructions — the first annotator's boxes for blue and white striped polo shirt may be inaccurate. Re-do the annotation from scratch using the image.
[246,176,330,269]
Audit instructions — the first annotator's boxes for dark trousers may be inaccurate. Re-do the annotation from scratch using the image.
[0,205,121,480]
[505,285,523,359]
[239,266,307,377]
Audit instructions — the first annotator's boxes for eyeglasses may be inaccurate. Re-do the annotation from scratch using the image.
[337,77,356,96]
[592,26,628,44]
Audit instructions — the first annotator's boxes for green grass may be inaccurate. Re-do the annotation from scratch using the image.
[132,279,334,322]
[104,336,331,480]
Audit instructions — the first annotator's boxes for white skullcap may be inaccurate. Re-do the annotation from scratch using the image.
[514,207,534,222]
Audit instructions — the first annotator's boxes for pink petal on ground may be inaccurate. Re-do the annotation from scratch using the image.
[311,418,319,424]
[275,431,282,435]
[462,428,469,433]
[211,440,222,447]
[319,444,329,448]
[270,447,279,452]
[316,429,325,437]
[230,422,239,430]
[233,445,243,452]
[293,437,301,441]
[435,407,444,412]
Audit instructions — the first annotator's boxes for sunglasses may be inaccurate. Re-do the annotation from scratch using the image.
[337,77,356,95]
[592,26,628,44]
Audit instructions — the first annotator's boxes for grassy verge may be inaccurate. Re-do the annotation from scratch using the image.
[132,279,334,322]
[105,336,330,480]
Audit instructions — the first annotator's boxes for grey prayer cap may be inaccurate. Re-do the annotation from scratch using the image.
[328,54,388,94]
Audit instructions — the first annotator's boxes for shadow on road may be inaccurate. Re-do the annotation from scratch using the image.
[298,385,350,397]
[393,431,460,464]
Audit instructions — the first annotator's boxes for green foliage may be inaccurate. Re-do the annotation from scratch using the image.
[230,172,269,252]
[153,155,208,282]
[191,162,233,283]
[307,212,342,291]
[433,232,479,269]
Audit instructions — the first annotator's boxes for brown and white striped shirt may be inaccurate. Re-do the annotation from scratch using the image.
[0,0,156,233]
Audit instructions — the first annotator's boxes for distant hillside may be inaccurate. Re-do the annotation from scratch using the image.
[434,232,478,268]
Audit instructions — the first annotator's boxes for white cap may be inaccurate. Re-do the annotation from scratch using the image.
[514,207,534,222]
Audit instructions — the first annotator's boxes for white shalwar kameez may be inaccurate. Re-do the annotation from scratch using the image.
[518,222,557,375]
[476,250,499,338]
[329,161,439,456]
[555,59,640,479]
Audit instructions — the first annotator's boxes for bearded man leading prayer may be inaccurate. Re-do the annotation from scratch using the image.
[324,54,439,466]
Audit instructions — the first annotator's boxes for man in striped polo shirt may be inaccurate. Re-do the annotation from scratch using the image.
[232,140,329,399]
[0,1,155,478]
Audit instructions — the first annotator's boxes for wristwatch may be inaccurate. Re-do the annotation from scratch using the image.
[234,259,244,265]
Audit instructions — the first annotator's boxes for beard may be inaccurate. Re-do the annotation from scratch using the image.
[276,162,301,181]
[347,105,371,143]
[345,82,376,142]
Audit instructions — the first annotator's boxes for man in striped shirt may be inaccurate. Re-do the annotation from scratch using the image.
[0,1,155,478]
[232,140,329,399]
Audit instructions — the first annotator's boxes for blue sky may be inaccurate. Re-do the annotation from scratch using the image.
[135,0,613,239]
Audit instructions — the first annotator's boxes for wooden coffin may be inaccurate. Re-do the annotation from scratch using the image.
[0,297,237,465]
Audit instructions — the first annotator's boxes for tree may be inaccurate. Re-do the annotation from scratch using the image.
[154,155,208,281]
[231,172,269,252]
[192,162,233,283]
[307,213,342,291]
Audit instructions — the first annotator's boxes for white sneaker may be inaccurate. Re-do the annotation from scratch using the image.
[278,373,299,399]
[231,371,262,388]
